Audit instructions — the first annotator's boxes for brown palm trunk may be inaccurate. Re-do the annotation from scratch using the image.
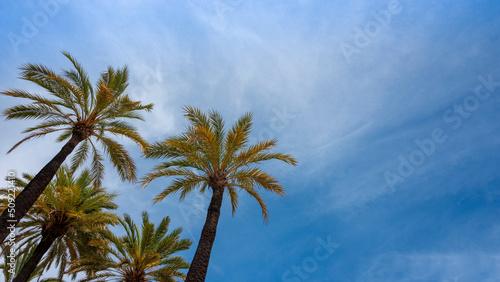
[0,134,83,244]
[13,234,56,282]
[185,186,224,282]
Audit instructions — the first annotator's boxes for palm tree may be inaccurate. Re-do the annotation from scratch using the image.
[70,211,192,282]
[0,52,153,243]
[140,106,297,281]
[0,166,119,282]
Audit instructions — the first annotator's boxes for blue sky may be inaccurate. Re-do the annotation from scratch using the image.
[1,0,500,281]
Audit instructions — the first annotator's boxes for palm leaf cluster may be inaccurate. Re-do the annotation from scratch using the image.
[1,166,119,280]
[2,52,153,186]
[70,211,192,282]
[142,106,297,221]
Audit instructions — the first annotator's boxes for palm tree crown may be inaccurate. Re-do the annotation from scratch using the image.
[2,51,153,186]
[70,211,192,282]
[0,166,119,281]
[141,106,297,221]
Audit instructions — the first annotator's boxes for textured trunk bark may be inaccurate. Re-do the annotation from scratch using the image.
[185,186,224,282]
[0,134,82,244]
[13,234,56,282]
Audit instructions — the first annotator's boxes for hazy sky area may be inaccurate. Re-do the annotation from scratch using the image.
[1,1,500,281]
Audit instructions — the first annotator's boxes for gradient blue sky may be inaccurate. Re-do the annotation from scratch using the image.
[1,1,500,281]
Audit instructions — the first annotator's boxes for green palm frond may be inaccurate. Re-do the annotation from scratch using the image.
[95,135,136,182]
[70,140,90,173]
[89,142,105,188]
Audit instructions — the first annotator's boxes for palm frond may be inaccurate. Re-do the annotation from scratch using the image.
[226,185,239,216]
[70,140,90,174]
[89,141,105,188]
[61,51,93,112]
[95,135,136,182]
[7,128,66,153]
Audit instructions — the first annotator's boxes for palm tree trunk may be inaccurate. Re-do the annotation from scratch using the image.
[185,186,224,282]
[13,234,56,282]
[0,134,83,244]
